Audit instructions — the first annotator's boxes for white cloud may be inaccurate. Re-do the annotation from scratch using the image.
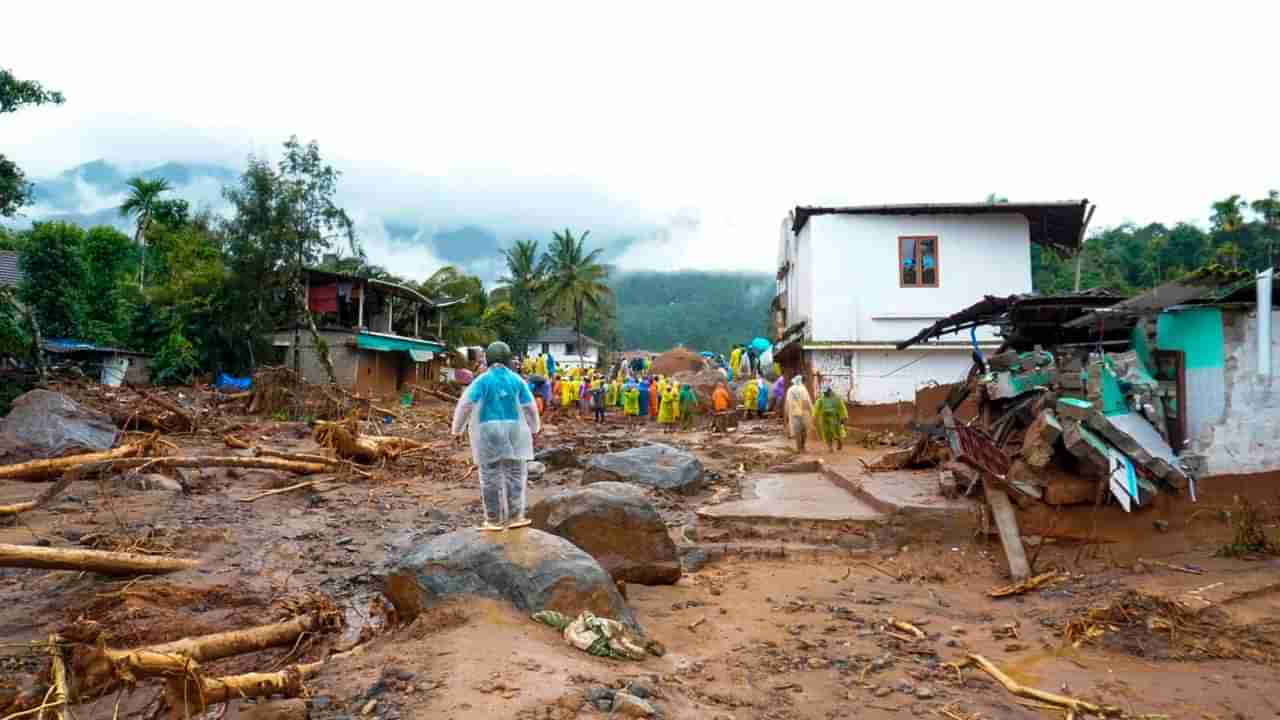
[4,0,1279,275]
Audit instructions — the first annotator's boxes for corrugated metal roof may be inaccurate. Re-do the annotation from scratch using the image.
[791,200,1093,256]
[0,251,22,288]
[530,326,602,346]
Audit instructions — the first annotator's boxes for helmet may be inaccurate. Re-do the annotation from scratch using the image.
[486,341,512,367]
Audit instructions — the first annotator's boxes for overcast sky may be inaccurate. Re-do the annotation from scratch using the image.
[6,2,1279,278]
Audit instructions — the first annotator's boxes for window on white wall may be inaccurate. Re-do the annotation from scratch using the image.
[899,236,939,287]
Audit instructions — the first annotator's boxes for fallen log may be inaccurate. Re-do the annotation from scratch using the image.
[124,383,195,432]
[239,480,328,502]
[313,420,421,464]
[0,473,74,516]
[112,455,338,476]
[0,439,152,482]
[76,614,335,692]
[0,544,199,575]
[47,634,68,720]
[956,654,1120,716]
[989,570,1066,598]
[164,662,322,720]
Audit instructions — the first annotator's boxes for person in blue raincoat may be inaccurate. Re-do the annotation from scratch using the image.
[637,376,651,418]
[451,342,541,531]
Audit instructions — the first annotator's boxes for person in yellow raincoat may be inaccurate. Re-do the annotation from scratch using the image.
[741,377,759,416]
[784,376,814,452]
[560,376,575,408]
[536,354,548,377]
[605,378,618,408]
[623,381,641,424]
[657,381,679,430]
[812,386,848,451]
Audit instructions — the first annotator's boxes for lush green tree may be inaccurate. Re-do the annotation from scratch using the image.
[80,226,137,345]
[119,177,172,288]
[420,266,491,348]
[540,229,612,359]
[498,238,545,354]
[611,271,769,353]
[1250,190,1280,267]
[1210,195,1248,233]
[1,68,64,217]
[17,222,88,338]
[221,137,361,383]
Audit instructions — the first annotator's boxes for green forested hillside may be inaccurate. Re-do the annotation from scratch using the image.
[611,271,772,353]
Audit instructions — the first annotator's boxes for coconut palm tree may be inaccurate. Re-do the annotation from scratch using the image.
[540,229,611,362]
[119,177,172,289]
[499,239,545,353]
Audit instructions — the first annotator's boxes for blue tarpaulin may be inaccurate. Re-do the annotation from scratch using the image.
[215,373,252,391]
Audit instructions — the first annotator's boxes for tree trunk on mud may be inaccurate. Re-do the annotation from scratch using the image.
[164,663,322,720]
[0,544,200,575]
[0,439,152,482]
[110,455,340,475]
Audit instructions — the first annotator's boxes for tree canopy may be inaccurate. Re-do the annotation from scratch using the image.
[1,68,64,218]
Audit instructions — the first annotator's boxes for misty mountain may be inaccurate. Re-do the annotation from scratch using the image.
[611,270,773,353]
[13,160,644,282]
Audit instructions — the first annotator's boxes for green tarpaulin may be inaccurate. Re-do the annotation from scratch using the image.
[356,332,445,360]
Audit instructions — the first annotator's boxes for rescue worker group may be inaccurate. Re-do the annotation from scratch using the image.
[451,341,852,532]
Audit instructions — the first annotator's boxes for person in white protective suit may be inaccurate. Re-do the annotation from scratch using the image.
[450,341,541,531]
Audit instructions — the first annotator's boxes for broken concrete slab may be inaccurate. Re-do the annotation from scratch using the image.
[1084,411,1188,488]
[1056,397,1095,423]
[1022,409,1062,469]
[1061,419,1110,476]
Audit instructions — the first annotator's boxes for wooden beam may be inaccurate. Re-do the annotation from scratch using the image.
[983,483,1030,581]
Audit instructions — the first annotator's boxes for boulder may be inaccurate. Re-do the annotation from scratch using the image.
[530,482,681,585]
[380,527,638,629]
[535,446,581,469]
[0,390,119,463]
[583,444,704,494]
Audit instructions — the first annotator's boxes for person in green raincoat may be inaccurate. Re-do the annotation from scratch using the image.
[812,386,848,451]
[678,384,699,431]
[623,381,641,424]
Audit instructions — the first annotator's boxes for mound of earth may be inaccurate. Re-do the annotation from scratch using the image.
[651,348,708,377]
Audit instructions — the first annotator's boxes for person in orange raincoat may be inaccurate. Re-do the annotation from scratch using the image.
[648,377,659,419]
[711,382,733,433]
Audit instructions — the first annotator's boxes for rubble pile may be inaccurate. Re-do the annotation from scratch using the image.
[958,341,1193,512]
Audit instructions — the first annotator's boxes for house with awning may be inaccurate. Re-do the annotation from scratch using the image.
[271,269,461,397]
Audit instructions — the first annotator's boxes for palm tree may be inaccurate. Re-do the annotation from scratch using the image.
[119,177,171,289]
[540,229,611,363]
[499,239,545,354]
[1251,190,1280,267]
[1210,194,1247,233]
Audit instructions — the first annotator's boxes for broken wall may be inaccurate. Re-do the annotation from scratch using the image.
[1156,308,1226,447]
[1198,308,1280,475]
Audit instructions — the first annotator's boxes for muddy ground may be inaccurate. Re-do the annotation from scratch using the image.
[2,395,1279,719]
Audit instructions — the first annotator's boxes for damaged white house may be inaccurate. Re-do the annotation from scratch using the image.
[772,201,1094,408]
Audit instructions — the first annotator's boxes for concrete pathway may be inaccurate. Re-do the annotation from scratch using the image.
[698,473,883,522]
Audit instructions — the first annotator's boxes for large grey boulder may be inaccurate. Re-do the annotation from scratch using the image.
[530,482,681,585]
[583,443,704,494]
[0,390,119,463]
[380,527,637,628]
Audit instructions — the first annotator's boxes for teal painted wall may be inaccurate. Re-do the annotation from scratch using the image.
[1156,308,1225,369]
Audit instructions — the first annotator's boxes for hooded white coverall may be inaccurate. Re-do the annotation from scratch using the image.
[451,364,541,526]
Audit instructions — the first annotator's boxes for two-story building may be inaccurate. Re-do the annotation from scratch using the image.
[525,327,601,369]
[773,200,1092,409]
[272,268,458,397]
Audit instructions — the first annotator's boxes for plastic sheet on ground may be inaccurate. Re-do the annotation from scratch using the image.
[532,610,648,660]
[215,373,253,392]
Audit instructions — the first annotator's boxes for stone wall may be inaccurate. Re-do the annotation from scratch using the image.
[1199,309,1280,476]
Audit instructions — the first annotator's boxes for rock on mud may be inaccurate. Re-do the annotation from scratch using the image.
[530,482,681,585]
[380,528,637,628]
[583,444,704,494]
[0,389,119,462]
